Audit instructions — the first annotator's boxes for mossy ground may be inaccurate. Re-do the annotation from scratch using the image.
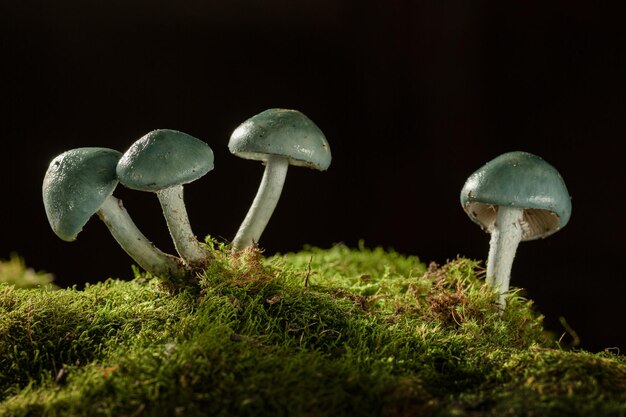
[1,243,624,417]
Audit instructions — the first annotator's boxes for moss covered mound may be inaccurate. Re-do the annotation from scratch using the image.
[1,244,624,416]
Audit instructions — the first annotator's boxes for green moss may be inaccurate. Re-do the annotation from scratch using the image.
[0,255,56,290]
[0,244,624,416]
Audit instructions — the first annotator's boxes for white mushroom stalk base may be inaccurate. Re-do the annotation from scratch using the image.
[157,185,209,266]
[97,195,185,279]
[232,155,289,251]
[486,205,525,307]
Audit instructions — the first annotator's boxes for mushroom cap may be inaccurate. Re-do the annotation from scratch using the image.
[228,108,331,170]
[117,129,214,192]
[43,147,122,241]
[460,151,572,241]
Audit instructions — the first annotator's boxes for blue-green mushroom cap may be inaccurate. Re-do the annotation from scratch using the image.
[117,129,214,192]
[43,147,122,242]
[228,109,331,170]
[460,151,572,241]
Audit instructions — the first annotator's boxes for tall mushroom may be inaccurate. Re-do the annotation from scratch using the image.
[116,129,213,267]
[229,108,331,251]
[42,147,185,278]
[460,151,572,306]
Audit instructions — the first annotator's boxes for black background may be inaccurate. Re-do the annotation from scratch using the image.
[1,1,624,353]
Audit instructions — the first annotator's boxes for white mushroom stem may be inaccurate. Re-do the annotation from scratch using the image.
[157,185,208,266]
[486,205,525,306]
[97,195,185,279]
[232,155,289,251]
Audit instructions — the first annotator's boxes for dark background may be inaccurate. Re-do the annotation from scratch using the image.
[1,1,624,353]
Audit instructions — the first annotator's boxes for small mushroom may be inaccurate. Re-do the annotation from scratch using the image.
[460,151,572,306]
[116,129,213,267]
[42,147,185,278]
[228,108,331,251]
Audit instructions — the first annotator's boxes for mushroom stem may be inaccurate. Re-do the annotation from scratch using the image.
[157,185,209,266]
[97,195,186,279]
[486,205,525,306]
[232,155,289,251]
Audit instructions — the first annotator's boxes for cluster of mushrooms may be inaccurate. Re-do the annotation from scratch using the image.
[43,109,332,280]
[43,108,571,307]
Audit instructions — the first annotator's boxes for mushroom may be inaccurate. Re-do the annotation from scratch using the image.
[116,129,213,267]
[460,151,572,306]
[228,108,331,251]
[42,147,185,278]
